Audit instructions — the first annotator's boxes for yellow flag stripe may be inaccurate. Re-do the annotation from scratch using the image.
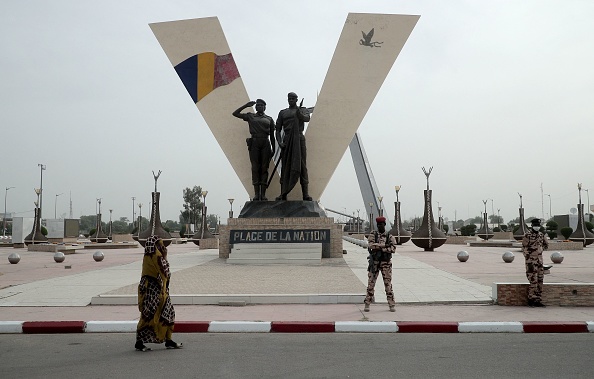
[197,52,215,101]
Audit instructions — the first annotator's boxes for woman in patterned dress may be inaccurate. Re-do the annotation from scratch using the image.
[135,235,182,351]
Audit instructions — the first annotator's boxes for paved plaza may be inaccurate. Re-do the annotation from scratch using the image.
[1,239,594,327]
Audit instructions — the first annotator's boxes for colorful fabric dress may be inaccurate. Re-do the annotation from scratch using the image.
[136,235,175,343]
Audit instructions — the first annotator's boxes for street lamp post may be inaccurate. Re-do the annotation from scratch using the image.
[54,193,64,219]
[585,189,590,218]
[228,198,234,218]
[138,203,143,232]
[545,194,552,220]
[489,198,495,229]
[131,197,136,229]
[356,209,360,234]
[201,190,208,236]
[3,186,15,236]
[109,209,113,238]
[497,208,501,229]
[38,164,46,220]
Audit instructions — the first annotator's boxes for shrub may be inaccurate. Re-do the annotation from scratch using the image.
[493,227,501,232]
[89,228,96,236]
[560,227,573,240]
[460,224,477,236]
[443,224,449,234]
[547,231,557,239]
[179,225,186,238]
[41,226,48,236]
[585,221,594,233]
[500,224,508,231]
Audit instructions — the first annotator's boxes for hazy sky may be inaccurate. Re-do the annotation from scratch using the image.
[1,0,593,226]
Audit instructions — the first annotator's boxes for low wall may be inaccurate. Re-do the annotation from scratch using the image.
[445,236,477,245]
[495,283,594,306]
[546,241,583,250]
[112,234,134,243]
[492,231,513,240]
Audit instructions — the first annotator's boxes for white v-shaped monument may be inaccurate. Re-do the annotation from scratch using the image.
[150,13,418,201]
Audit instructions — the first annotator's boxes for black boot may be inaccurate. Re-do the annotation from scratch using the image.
[302,184,312,201]
[260,185,268,201]
[253,185,260,201]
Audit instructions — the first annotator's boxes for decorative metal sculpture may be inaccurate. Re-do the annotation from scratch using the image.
[411,167,446,251]
[476,200,494,241]
[569,183,594,247]
[513,193,529,241]
[25,190,47,245]
[24,205,47,245]
[389,185,411,245]
[90,199,108,243]
[138,171,172,247]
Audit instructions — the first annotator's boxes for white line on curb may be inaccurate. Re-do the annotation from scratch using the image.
[587,321,594,333]
[85,321,137,333]
[458,322,523,333]
[0,321,23,334]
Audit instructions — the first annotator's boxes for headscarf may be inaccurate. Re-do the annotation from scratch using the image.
[144,235,160,256]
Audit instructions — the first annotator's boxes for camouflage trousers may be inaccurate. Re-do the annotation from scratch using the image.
[524,253,544,302]
[364,260,395,306]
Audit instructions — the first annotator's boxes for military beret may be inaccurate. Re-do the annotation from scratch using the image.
[287,92,298,98]
[376,216,386,224]
[256,99,266,105]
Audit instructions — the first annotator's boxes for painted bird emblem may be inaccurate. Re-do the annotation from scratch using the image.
[360,28,383,47]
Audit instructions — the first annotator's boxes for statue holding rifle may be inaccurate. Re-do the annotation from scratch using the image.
[274,92,312,201]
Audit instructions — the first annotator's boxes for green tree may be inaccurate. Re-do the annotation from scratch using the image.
[560,227,573,240]
[460,224,477,236]
[163,220,181,233]
[206,214,219,232]
[545,220,558,240]
[488,214,504,225]
[79,215,97,233]
[585,221,594,233]
[180,186,203,229]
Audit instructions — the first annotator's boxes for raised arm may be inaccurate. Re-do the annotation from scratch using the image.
[232,101,256,119]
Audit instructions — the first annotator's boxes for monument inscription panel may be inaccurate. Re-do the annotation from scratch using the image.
[230,229,330,244]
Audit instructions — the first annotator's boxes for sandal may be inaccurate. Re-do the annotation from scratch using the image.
[165,340,183,349]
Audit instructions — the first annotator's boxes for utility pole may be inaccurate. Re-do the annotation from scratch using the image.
[541,183,544,221]
[38,164,46,220]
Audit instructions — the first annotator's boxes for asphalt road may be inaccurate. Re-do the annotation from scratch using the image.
[1,333,593,378]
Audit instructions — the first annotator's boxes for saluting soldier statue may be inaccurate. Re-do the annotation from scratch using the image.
[233,99,275,201]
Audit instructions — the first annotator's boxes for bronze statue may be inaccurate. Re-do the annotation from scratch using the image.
[275,92,312,201]
[233,99,275,200]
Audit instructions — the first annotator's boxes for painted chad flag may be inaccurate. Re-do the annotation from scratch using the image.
[174,52,240,103]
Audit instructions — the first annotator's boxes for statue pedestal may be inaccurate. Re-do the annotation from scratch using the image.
[219,216,342,260]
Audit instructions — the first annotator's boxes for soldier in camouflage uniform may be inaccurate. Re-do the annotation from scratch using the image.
[364,216,397,312]
[521,218,549,307]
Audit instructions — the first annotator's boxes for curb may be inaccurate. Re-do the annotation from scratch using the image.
[2,321,594,334]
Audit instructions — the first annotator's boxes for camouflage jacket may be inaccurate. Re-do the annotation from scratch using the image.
[367,231,397,255]
[521,230,549,255]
